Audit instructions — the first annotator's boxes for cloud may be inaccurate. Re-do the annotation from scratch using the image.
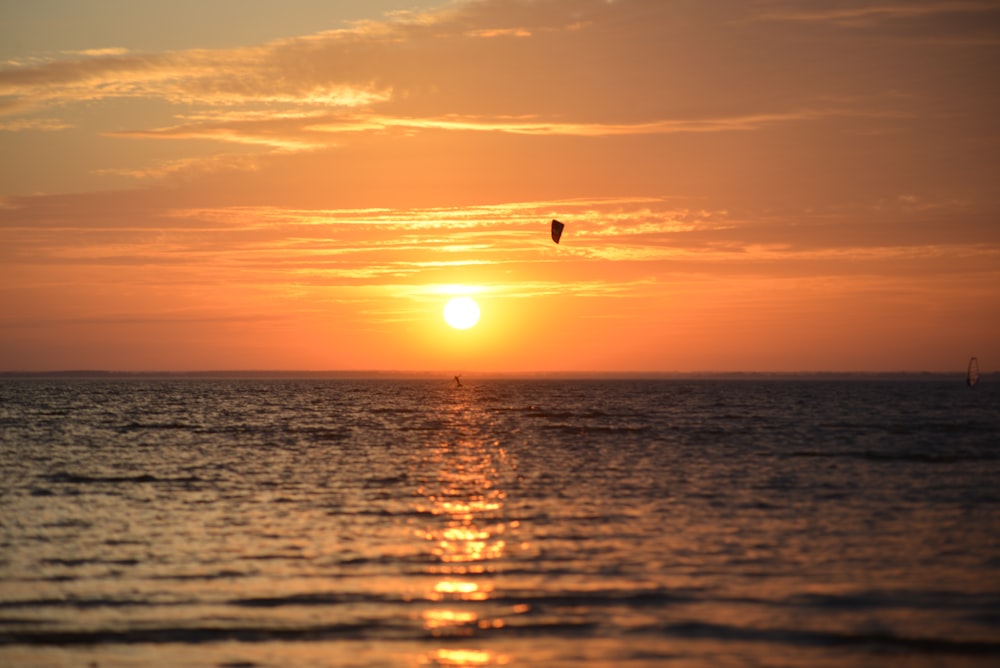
[467,28,533,38]
[5,194,994,283]
[110,123,326,151]
[754,1,1000,44]
[310,108,896,137]
[100,105,896,166]
[0,117,73,132]
[0,37,392,119]
[757,1,999,25]
[91,152,264,181]
[0,49,392,111]
[71,48,130,57]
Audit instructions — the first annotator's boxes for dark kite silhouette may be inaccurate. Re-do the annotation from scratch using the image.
[551,219,564,244]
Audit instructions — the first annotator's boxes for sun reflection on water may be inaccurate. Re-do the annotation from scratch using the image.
[412,389,522,662]
[426,648,511,666]
[432,579,493,601]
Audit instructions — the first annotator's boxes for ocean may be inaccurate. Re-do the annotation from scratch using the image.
[1,377,998,667]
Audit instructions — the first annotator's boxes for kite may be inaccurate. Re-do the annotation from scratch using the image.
[551,219,565,244]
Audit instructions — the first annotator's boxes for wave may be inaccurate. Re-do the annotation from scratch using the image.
[41,472,206,485]
[117,421,193,431]
[786,450,1000,464]
[4,620,998,656]
[648,621,1000,656]
[538,424,649,435]
[4,584,999,659]
[0,596,174,610]
[39,557,139,568]
[229,592,401,608]
[0,623,397,646]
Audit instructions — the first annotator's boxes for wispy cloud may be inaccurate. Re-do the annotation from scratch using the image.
[91,152,263,180]
[754,1,1000,45]
[758,1,999,25]
[110,123,326,151]
[311,108,896,137]
[467,28,533,38]
[0,117,73,132]
[5,194,994,280]
[0,40,391,117]
[100,106,895,164]
[71,47,130,57]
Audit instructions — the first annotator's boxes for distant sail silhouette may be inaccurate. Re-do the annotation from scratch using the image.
[551,219,564,244]
[967,357,980,388]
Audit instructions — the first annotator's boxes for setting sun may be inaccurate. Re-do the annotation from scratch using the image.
[443,297,480,330]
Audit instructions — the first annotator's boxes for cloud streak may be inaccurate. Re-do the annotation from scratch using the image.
[311,109,887,137]
[758,1,1000,25]
[0,48,391,111]
[104,106,890,162]
[4,195,994,281]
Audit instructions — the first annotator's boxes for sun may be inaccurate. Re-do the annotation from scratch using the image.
[443,296,480,330]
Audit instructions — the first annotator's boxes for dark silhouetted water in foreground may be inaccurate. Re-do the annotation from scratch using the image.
[1,378,999,667]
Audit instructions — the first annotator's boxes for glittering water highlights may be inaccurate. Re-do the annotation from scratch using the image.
[1,378,999,667]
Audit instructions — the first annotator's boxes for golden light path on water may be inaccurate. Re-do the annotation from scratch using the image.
[413,391,515,665]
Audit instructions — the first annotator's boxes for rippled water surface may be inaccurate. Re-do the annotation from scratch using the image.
[1,378,999,667]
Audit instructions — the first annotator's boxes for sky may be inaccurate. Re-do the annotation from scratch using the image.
[1,0,998,373]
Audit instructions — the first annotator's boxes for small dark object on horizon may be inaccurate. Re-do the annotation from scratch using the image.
[967,357,980,388]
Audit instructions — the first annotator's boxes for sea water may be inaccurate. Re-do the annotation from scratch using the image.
[1,378,998,667]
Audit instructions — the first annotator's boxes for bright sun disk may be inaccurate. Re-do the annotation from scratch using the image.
[443,296,480,329]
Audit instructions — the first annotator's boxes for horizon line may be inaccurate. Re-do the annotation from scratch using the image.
[0,369,986,380]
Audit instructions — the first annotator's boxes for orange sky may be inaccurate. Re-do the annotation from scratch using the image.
[1,0,998,373]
